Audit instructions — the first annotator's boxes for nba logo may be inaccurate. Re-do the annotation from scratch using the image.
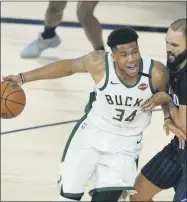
[173,94,179,106]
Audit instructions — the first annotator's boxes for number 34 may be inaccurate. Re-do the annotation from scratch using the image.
[113,109,137,122]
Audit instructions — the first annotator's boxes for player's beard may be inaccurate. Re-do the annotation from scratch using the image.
[167,49,187,72]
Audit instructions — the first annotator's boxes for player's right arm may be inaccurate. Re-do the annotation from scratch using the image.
[3,50,106,85]
[141,60,186,144]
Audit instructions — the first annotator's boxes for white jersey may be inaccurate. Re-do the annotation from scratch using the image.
[60,54,156,193]
[87,53,154,136]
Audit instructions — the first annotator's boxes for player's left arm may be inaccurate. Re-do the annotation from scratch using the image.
[151,60,171,97]
[141,60,172,111]
[151,61,173,117]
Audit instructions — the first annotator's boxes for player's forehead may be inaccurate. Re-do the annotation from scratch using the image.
[166,28,185,45]
[116,42,138,53]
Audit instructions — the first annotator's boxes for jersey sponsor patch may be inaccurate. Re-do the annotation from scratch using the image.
[138,83,148,91]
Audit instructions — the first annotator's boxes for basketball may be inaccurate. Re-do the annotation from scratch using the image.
[1,81,26,119]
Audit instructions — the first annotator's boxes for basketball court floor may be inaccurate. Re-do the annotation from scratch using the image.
[1,2,186,201]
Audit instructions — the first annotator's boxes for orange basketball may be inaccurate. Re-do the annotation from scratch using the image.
[0,81,26,119]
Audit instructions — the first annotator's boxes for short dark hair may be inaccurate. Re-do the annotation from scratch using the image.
[170,18,187,37]
[107,27,139,50]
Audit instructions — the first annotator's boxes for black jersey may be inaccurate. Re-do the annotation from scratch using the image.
[169,65,187,107]
[168,64,187,150]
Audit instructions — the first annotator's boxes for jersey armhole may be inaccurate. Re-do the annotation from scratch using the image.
[97,53,109,91]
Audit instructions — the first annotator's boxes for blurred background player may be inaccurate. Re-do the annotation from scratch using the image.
[20,1,104,58]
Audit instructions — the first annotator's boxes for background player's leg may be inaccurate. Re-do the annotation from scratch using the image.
[76,1,104,50]
[43,1,67,39]
[20,1,67,58]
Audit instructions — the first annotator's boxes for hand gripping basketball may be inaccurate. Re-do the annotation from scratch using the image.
[2,74,23,86]
[1,75,26,119]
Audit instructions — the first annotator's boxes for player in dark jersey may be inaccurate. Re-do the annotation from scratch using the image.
[130,18,187,202]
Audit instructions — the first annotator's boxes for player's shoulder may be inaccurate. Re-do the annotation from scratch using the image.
[152,60,166,68]
[150,59,169,91]
[84,50,107,72]
[84,50,107,75]
[152,59,168,78]
[87,50,107,62]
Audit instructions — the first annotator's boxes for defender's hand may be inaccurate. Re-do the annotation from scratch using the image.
[164,118,186,149]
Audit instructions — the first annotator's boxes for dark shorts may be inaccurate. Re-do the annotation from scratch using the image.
[141,137,186,191]
[173,169,187,202]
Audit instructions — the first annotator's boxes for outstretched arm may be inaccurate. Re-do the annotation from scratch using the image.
[3,50,106,85]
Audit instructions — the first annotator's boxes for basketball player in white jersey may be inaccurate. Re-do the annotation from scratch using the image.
[20,1,104,58]
[3,27,170,201]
